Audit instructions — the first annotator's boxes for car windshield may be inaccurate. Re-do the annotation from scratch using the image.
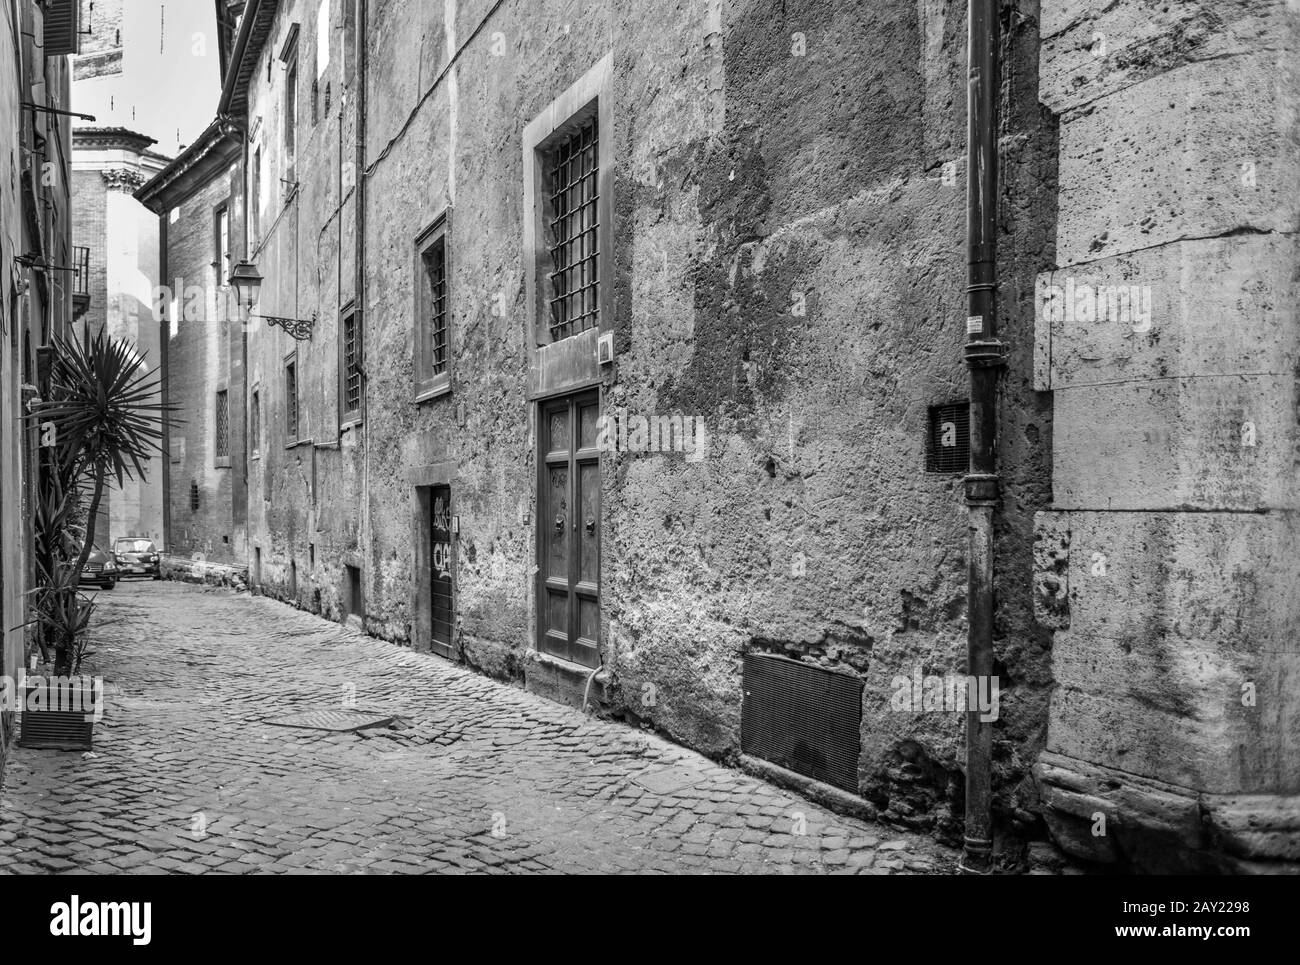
[115,539,155,552]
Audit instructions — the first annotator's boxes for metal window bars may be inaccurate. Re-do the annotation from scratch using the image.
[425,238,448,376]
[215,390,230,458]
[286,362,298,437]
[546,116,599,342]
[343,314,362,413]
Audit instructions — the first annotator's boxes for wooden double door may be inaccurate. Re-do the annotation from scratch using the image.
[537,391,600,668]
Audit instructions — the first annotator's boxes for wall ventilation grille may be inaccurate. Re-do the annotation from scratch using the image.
[741,652,863,794]
[926,400,970,474]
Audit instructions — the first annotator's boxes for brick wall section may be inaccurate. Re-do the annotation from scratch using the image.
[71,169,108,331]
[162,168,243,566]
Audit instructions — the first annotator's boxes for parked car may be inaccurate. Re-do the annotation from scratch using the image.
[78,546,118,590]
[113,537,162,579]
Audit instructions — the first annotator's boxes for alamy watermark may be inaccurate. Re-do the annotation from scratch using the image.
[1037,276,1153,333]
[595,411,709,462]
[0,671,104,721]
[890,669,1000,722]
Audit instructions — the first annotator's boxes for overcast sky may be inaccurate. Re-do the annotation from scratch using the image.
[74,1,222,157]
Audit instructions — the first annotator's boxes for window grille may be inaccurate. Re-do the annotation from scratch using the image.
[424,237,448,376]
[343,313,362,415]
[215,390,230,458]
[545,116,599,341]
[286,361,299,437]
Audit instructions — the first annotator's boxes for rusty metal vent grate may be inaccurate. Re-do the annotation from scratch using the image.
[926,400,970,474]
[263,709,394,732]
[741,652,863,794]
[20,709,94,751]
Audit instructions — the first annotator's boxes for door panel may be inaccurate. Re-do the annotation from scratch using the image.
[430,485,454,658]
[579,401,599,449]
[546,465,569,578]
[537,391,600,668]
[577,461,599,585]
[548,408,569,455]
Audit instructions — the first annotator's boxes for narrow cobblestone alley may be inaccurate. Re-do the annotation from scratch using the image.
[0,581,956,874]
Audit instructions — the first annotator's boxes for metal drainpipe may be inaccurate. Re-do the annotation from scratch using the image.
[960,0,1004,875]
[356,0,370,616]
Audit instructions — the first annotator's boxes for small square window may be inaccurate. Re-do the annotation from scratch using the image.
[926,401,970,474]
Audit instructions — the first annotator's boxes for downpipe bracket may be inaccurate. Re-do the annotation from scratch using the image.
[958,835,995,875]
[963,473,1000,506]
[963,338,1005,368]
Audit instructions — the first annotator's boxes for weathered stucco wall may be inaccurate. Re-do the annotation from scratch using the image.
[244,0,363,619]
[231,0,1059,850]
[1,0,73,778]
[225,0,1060,850]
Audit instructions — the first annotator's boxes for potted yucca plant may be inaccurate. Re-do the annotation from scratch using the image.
[20,328,176,748]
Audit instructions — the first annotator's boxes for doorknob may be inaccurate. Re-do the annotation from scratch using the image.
[585,517,595,534]
[554,516,565,533]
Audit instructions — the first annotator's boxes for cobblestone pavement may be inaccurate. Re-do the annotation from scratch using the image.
[1,581,957,874]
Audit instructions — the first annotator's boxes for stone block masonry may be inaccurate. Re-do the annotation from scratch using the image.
[1032,0,1300,872]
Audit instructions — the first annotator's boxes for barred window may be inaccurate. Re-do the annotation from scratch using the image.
[342,310,362,417]
[215,390,229,459]
[545,116,599,341]
[415,216,450,397]
[285,360,298,439]
[425,237,448,376]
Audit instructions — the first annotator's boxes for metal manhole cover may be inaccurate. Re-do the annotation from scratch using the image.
[263,709,395,732]
[633,763,709,795]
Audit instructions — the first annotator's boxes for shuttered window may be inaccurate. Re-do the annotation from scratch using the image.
[43,0,80,56]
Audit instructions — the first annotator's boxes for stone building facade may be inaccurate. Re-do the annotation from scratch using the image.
[71,127,169,548]
[149,0,1300,871]
[136,122,245,567]
[0,0,76,780]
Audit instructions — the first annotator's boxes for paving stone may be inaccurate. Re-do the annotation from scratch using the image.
[0,582,956,875]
